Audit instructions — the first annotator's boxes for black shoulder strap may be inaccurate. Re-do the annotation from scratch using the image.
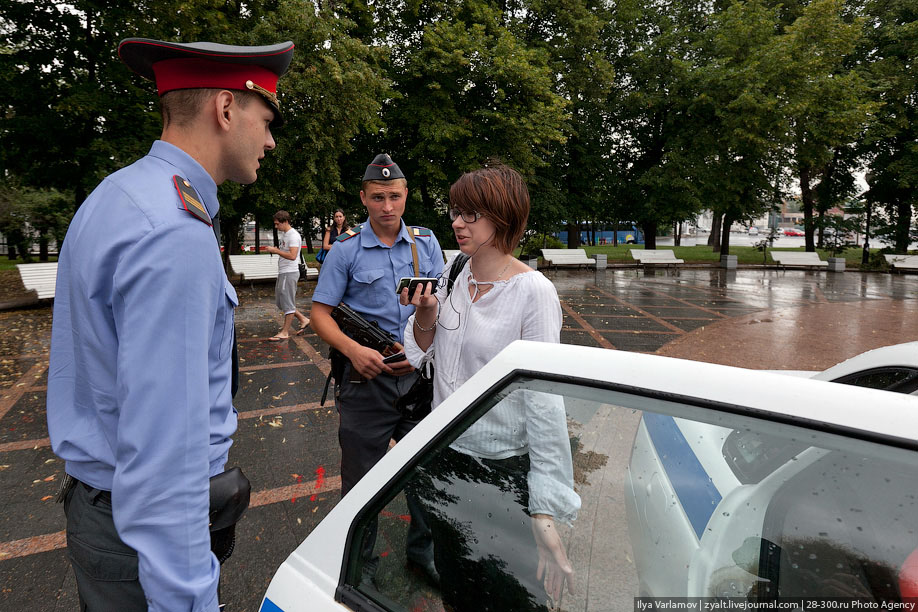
[446,254,470,297]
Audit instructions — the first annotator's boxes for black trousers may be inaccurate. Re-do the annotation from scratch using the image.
[336,364,433,566]
[63,480,147,611]
[414,447,550,612]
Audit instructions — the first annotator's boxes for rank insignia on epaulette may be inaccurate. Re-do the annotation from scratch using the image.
[173,175,212,226]
[410,226,432,238]
[336,225,362,242]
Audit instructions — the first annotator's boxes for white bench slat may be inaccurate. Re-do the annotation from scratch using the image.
[17,263,58,299]
[769,252,828,268]
[540,249,595,268]
[629,250,684,264]
[884,254,918,271]
[229,254,317,281]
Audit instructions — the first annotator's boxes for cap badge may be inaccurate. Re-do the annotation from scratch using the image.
[382,168,390,178]
[245,79,280,110]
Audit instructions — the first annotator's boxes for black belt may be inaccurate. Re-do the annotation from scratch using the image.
[79,480,112,503]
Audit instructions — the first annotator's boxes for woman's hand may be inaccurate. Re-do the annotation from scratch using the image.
[531,514,575,603]
[399,280,438,309]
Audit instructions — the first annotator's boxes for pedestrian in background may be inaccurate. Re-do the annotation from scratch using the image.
[265,209,310,341]
[317,208,349,263]
[46,37,294,611]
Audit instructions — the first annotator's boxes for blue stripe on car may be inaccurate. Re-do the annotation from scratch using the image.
[642,412,722,539]
[259,598,284,612]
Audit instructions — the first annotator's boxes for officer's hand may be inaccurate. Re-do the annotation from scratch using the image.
[348,345,390,380]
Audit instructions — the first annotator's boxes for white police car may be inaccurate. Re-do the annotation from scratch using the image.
[260,341,918,611]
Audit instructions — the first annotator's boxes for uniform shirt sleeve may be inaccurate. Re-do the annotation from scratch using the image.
[111,220,221,612]
[311,238,349,307]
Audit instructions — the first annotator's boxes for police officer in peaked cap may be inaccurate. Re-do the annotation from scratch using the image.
[47,38,293,611]
[310,153,444,586]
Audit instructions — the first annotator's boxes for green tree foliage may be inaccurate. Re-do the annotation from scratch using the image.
[2,0,916,257]
[771,0,874,252]
[860,0,918,254]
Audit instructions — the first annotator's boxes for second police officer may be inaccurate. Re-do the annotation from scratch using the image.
[310,154,444,585]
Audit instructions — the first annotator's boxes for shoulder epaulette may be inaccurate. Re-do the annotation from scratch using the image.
[410,226,432,238]
[336,225,362,242]
[172,176,212,226]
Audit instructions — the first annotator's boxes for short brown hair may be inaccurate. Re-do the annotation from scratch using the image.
[448,164,529,254]
[273,210,291,223]
[160,88,260,128]
[360,177,408,192]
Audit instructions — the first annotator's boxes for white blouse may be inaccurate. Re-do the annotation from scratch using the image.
[404,257,580,524]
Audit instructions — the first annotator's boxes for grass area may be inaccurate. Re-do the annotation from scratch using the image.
[573,244,878,268]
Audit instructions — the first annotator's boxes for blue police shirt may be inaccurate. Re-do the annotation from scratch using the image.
[47,140,235,612]
[312,218,444,342]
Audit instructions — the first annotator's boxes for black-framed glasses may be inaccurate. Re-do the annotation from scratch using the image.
[448,209,482,223]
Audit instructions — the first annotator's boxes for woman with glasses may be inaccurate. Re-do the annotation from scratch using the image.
[401,163,579,611]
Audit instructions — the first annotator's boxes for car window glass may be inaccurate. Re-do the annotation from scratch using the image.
[341,376,918,609]
[832,367,918,395]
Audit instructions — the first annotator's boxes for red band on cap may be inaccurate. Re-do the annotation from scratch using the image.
[152,58,278,96]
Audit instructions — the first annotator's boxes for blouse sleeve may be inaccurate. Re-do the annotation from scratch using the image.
[521,275,581,524]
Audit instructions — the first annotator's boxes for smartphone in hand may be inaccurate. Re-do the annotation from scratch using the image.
[396,277,437,300]
[382,352,407,364]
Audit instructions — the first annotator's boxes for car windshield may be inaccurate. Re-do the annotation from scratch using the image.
[341,375,918,608]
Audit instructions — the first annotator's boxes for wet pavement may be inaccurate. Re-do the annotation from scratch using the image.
[1,267,916,611]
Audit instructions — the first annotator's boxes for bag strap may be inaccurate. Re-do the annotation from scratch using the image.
[446,253,470,297]
[408,231,420,276]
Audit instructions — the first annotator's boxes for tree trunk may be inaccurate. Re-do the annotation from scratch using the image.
[566,222,580,249]
[39,231,49,262]
[674,222,682,247]
[800,166,816,252]
[895,200,912,253]
[709,214,722,252]
[720,213,733,256]
[641,221,657,250]
[255,221,261,253]
[612,221,619,247]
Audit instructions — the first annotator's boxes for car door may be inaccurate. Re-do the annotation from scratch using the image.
[260,341,918,611]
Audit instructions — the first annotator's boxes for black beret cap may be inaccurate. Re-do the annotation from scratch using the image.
[363,153,405,181]
[118,38,295,126]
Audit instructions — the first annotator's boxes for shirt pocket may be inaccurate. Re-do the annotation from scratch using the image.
[220,281,239,360]
[352,267,388,307]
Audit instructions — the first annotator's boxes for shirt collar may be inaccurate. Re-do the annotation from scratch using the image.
[147,140,219,219]
[359,218,412,248]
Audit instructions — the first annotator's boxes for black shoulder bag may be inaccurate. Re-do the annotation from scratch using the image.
[395,253,469,420]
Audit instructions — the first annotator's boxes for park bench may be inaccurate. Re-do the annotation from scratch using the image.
[229,254,317,284]
[16,262,58,300]
[629,249,684,266]
[884,254,918,273]
[769,251,828,269]
[540,248,596,269]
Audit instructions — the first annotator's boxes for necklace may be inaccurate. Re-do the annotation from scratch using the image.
[470,256,513,284]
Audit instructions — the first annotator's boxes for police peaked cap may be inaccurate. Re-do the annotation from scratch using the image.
[118,38,295,127]
[363,154,405,181]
